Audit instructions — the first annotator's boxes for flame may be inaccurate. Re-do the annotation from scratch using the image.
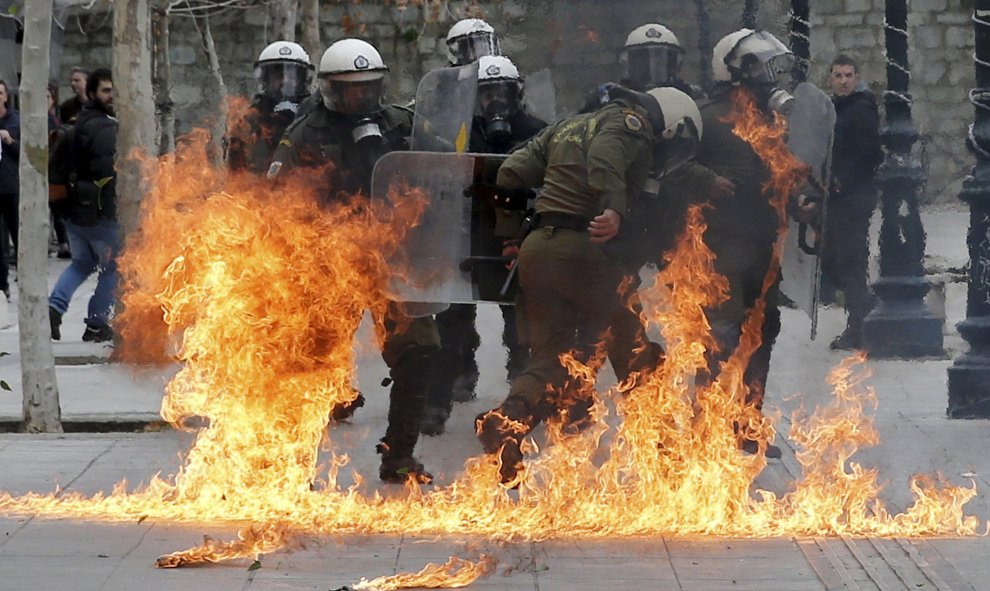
[0,94,983,589]
[353,554,497,590]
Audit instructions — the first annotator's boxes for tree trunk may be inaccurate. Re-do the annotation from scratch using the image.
[18,0,62,433]
[268,0,298,42]
[113,0,158,238]
[153,7,175,155]
[198,16,227,166]
[300,0,320,64]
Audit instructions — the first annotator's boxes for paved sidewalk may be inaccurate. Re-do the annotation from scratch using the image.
[0,206,987,590]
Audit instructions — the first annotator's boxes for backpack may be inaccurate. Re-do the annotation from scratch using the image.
[48,122,77,202]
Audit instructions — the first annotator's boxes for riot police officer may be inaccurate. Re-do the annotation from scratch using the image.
[421,55,548,436]
[228,41,314,174]
[269,39,438,484]
[692,29,799,459]
[475,86,704,484]
[445,18,502,66]
[583,23,700,114]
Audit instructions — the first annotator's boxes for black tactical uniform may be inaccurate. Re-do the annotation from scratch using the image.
[270,102,440,483]
[227,95,302,174]
[693,85,781,415]
[421,109,547,436]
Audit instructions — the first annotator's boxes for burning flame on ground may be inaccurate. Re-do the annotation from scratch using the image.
[0,94,983,589]
[352,554,497,590]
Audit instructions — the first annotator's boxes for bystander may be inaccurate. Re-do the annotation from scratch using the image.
[48,69,120,343]
[0,79,20,300]
[823,55,883,350]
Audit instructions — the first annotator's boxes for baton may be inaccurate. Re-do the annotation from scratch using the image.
[458,256,514,272]
[499,259,519,299]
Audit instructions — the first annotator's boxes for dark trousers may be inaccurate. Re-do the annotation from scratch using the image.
[378,305,439,459]
[821,191,876,334]
[704,241,781,410]
[0,192,18,291]
[426,302,529,414]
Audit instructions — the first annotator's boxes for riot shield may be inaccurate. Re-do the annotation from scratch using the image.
[779,82,836,338]
[411,64,479,153]
[523,67,558,124]
[372,151,512,304]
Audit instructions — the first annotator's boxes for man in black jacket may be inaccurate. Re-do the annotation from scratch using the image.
[0,79,20,299]
[823,55,883,350]
[49,68,121,343]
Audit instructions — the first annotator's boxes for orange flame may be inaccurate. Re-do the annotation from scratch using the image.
[353,554,497,590]
[0,104,983,588]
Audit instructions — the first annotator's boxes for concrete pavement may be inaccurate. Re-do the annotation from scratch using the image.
[0,205,988,590]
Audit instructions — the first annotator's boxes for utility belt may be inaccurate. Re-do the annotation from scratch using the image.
[530,212,590,233]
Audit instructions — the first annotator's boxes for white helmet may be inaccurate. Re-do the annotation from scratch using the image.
[476,55,523,128]
[318,39,389,114]
[446,18,502,66]
[712,29,794,85]
[620,24,685,90]
[254,40,314,103]
[477,55,520,82]
[645,87,703,175]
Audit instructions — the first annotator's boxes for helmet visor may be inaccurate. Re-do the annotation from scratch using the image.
[622,45,684,89]
[653,117,700,177]
[732,31,795,84]
[448,32,501,66]
[256,61,313,102]
[477,79,521,119]
[319,76,386,114]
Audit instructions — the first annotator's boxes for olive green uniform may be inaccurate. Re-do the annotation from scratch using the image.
[271,103,440,481]
[487,99,656,432]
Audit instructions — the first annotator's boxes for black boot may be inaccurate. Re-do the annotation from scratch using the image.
[49,307,62,341]
[378,346,435,484]
[475,398,535,485]
[329,390,365,423]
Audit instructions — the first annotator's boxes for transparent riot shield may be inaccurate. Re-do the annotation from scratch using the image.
[411,64,479,153]
[372,151,511,305]
[780,82,836,338]
[523,67,558,124]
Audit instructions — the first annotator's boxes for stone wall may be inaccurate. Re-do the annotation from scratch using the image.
[46,0,977,203]
[807,0,976,203]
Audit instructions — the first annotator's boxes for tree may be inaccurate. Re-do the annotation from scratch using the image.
[268,0,297,42]
[113,0,158,238]
[300,0,320,64]
[18,0,62,433]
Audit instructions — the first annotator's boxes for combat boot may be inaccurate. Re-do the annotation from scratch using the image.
[377,345,435,484]
[329,390,365,423]
[475,398,534,484]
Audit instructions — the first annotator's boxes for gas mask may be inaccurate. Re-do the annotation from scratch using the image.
[319,76,387,148]
[477,79,521,148]
[351,116,383,148]
[728,31,797,115]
